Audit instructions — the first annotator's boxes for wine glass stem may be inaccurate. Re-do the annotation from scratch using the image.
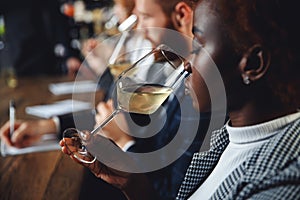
[90,109,121,135]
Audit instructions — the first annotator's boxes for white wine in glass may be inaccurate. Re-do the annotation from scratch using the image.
[63,44,189,164]
[117,83,173,115]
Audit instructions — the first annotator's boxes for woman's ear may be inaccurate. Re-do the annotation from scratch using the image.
[171,2,193,36]
[239,44,270,84]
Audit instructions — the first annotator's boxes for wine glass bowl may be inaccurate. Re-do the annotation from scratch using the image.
[117,83,173,115]
[115,45,186,114]
[63,44,189,164]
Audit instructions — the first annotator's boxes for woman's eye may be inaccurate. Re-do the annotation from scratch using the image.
[192,26,205,55]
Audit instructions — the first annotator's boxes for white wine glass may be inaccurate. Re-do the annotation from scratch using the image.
[107,51,134,79]
[107,29,152,80]
[63,44,190,164]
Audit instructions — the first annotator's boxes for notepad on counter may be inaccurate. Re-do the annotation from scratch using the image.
[49,80,98,95]
[25,99,92,119]
[1,134,60,157]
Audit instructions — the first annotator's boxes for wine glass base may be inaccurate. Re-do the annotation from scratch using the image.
[74,153,97,164]
[63,128,97,164]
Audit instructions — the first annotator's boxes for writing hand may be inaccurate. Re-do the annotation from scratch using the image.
[0,119,57,148]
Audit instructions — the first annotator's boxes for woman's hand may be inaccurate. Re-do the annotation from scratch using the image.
[59,138,130,188]
[60,138,156,200]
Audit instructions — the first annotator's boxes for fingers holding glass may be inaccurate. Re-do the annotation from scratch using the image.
[62,128,96,164]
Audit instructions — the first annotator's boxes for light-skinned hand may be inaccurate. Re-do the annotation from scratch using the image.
[95,99,134,149]
[0,119,57,148]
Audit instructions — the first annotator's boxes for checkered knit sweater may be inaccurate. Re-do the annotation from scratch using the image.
[176,117,300,200]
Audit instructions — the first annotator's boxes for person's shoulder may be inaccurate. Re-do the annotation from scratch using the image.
[275,116,300,146]
[245,117,300,176]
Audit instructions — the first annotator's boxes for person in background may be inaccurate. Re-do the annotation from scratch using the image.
[0,0,137,149]
[61,0,300,199]
[112,0,135,24]
[71,0,214,199]
[0,0,80,76]
[0,0,137,150]
[67,0,136,77]
[1,0,213,199]
[73,0,214,199]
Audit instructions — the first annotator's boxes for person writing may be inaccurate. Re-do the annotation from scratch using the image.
[0,0,137,149]
[1,0,213,199]
[61,0,300,199]
[2,0,209,199]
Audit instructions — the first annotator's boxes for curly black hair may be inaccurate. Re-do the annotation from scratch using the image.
[202,0,300,106]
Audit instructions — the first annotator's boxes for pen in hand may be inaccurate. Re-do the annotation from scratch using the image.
[9,100,16,137]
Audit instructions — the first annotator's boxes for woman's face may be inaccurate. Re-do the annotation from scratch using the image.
[186,2,231,112]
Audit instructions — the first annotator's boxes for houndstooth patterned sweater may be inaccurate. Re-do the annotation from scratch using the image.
[176,117,300,200]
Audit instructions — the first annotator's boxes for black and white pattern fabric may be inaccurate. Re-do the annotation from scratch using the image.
[176,118,300,200]
[176,126,229,199]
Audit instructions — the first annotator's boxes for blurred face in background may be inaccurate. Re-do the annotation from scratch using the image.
[134,0,174,46]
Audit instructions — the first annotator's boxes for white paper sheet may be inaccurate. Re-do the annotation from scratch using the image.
[48,80,98,95]
[25,99,92,119]
[0,134,60,157]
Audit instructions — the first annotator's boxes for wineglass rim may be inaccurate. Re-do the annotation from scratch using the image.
[115,44,184,80]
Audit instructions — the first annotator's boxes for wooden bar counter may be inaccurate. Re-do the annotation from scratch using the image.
[0,75,94,199]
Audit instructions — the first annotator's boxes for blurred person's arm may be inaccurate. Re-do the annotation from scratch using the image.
[95,99,135,151]
[0,109,95,148]
[65,57,82,77]
[65,38,98,78]
[80,38,112,76]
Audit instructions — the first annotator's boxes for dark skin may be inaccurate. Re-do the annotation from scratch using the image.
[60,1,299,199]
[188,1,297,127]
[60,138,156,200]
